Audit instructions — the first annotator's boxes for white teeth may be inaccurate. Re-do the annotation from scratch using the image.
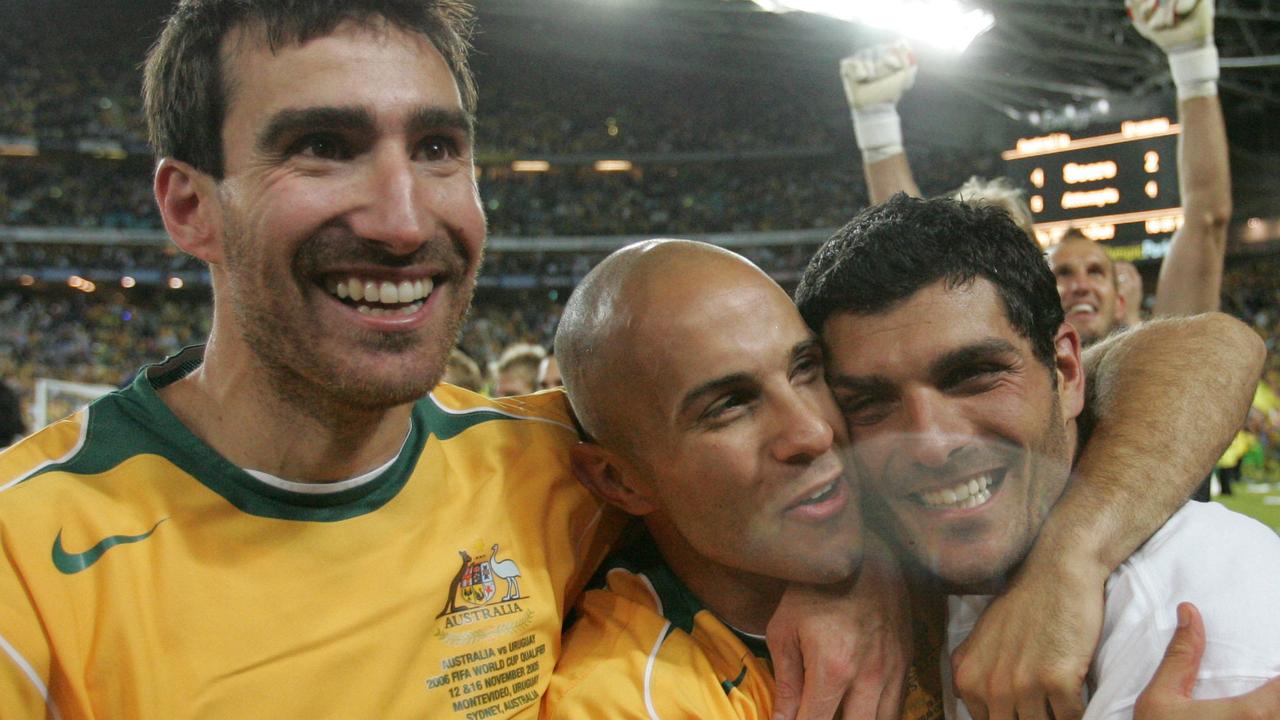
[1068,303,1096,314]
[329,277,435,308]
[919,474,996,510]
[806,482,834,502]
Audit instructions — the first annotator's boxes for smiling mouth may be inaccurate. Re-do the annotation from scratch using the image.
[794,480,839,507]
[912,470,1003,511]
[325,276,435,317]
[1066,302,1097,316]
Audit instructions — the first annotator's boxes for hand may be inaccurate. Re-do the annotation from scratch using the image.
[1127,0,1215,52]
[839,41,917,110]
[767,548,910,720]
[1134,602,1280,719]
[950,563,1106,720]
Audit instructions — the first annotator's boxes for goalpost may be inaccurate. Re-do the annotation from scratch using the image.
[32,378,115,430]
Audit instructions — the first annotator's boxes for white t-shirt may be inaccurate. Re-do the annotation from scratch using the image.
[941,502,1280,720]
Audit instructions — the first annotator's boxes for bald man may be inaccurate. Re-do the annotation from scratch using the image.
[541,239,1267,720]
[545,240,864,719]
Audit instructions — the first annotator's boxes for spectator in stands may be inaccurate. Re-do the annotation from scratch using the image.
[1116,261,1147,328]
[0,381,25,448]
[492,342,546,397]
[441,348,484,393]
[537,352,562,390]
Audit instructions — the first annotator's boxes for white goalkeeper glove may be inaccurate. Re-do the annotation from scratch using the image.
[840,41,917,162]
[1127,0,1219,98]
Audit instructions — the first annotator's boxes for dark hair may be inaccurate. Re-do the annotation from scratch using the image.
[795,194,1065,368]
[0,382,25,446]
[143,0,476,178]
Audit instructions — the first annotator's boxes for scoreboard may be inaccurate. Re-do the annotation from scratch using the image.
[1002,117,1183,261]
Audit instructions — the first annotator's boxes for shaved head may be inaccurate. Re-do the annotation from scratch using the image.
[555,238,862,606]
[555,239,780,452]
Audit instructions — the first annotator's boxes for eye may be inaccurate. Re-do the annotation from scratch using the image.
[791,351,824,383]
[836,395,892,426]
[287,133,350,160]
[940,363,1009,394]
[700,391,754,424]
[416,135,461,162]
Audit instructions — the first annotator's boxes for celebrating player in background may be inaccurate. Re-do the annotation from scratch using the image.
[797,194,1280,720]
[842,0,1231,347]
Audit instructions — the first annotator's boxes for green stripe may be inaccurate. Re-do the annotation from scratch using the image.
[22,347,540,522]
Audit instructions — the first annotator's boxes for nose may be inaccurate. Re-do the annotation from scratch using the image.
[347,145,431,255]
[771,390,836,464]
[899,388,970,469]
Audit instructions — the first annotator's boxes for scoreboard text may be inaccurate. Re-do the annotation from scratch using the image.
[1003,117,1183,261]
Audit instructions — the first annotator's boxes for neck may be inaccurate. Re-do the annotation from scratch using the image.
[158,331,414,483]
[645,517,786,635]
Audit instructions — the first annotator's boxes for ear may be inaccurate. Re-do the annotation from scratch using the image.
[1053,322,1086,421]
[570,442,657,516]
[154,158,225,264]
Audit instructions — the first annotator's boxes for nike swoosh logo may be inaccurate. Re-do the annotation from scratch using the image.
[51,519,167,575]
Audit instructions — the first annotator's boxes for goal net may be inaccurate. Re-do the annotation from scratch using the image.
[32,378,115,431]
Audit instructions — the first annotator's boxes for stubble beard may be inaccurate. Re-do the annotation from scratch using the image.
[218,217,478,421]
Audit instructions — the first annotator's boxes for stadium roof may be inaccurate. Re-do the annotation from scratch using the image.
[479,0,1280,132]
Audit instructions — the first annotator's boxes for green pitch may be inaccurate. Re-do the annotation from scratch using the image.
[1215,482,1280,533]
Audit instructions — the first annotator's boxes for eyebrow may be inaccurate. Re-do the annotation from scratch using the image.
[675,338,819,418]
[927,338,1021,382]
[407,107,475,143]
[256,106,377,152]
[827,338,1020,394]
[254,105,475,153]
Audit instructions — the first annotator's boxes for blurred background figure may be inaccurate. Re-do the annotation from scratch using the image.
[0,382,26,449]
[1115,261,1147,328]
[492,343,546,397]
[442,349,484,394]
[537,353,562,391]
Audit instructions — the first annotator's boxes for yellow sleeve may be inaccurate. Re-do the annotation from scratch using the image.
[545,574,765,720]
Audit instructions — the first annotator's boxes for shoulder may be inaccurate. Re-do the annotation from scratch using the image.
[1092,503,1280,707]
[546,562,773,719]
[420,385,578,441]
[544,566,682,718]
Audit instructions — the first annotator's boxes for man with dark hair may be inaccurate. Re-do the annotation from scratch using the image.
[0,2,623,717]
[796,194,1280,719]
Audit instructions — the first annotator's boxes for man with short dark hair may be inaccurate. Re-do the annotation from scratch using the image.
[796,194,1280,719]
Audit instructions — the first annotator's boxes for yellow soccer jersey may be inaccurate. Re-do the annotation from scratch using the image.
[545,551,947,720]
[544,554,777,719]
[0,348,621,720]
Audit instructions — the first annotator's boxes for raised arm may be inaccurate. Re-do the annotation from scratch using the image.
[841,42,923,204]
[950,312,1265,720]
[1129,0,1233,317]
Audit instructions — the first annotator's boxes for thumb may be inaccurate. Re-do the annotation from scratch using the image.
[1147,602,1207,699]
[768,629,804,720]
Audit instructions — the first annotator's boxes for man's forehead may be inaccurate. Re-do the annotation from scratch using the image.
[824,280,1018,370]
[1051,241,1111,268]
[218,19,458,112]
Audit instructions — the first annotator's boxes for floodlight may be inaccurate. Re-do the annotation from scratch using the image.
[750,0,994,53]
